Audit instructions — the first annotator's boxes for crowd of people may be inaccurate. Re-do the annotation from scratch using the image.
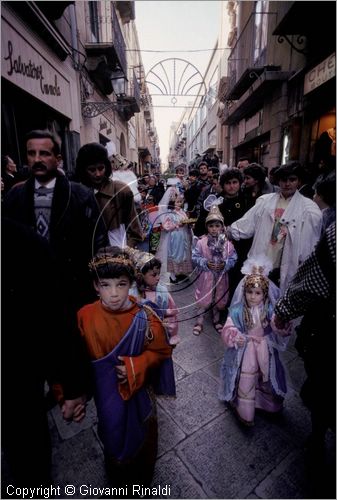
[2,130,335,496]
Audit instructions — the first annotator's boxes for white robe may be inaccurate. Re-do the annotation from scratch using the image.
[229,190,323,292]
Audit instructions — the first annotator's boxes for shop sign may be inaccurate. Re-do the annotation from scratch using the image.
[2,19,72,117]
[304,53,335,95]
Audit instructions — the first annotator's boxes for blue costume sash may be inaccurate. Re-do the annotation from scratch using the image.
[91,300,175,461]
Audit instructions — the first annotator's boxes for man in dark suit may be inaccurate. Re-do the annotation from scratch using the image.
[3,129,107,311]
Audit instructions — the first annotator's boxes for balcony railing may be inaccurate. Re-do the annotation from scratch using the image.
[85,3,126,75]
[226,11,277,99]
[112,4,127,74]
[127,69,141,111]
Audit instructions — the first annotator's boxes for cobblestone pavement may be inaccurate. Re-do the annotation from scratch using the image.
[2,276,335,499]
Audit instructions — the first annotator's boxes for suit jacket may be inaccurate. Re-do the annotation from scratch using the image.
[3,174,107,309]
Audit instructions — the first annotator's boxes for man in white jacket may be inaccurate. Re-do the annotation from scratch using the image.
[228,162,322,292]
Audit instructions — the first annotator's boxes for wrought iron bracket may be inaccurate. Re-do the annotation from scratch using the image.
[277,34,307,55]
[81,101,121,118]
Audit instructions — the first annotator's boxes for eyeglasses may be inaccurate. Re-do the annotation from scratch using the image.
[87,165,105,174]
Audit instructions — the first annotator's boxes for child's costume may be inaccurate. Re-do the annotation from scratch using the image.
[131,283,179,344]
[128,248,180,345]
[192,229,237,310]
[219,256,289,425]
[155,187,193,276]
[77,296,175,476]
[191,201,237,334]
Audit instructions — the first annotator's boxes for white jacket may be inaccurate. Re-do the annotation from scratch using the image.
[229,191,323,292]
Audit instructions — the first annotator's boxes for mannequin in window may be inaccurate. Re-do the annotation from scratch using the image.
[314,127,336,172]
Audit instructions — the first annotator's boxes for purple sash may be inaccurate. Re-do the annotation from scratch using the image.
[92,301,175,461]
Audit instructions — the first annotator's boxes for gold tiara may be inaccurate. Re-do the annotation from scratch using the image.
[244,274,269,294]
[89,255,133,271]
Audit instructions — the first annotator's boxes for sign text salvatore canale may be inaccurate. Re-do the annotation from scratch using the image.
[4,40,61,97]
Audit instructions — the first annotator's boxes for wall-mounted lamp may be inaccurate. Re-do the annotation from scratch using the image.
[81,69,130,118]
[111,71,128,98]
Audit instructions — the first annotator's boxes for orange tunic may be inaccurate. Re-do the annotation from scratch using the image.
[77,297,172,401]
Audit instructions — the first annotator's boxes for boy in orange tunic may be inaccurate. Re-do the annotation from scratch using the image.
[77,246,175,493]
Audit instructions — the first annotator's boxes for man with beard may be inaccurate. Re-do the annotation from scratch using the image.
[3,129,107,311]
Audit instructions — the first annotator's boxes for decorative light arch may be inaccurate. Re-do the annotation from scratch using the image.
[145,58,207,107]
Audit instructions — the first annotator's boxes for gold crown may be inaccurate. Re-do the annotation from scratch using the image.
[89,255,133,271]
[124,247,154,272]
[243,273,269,295]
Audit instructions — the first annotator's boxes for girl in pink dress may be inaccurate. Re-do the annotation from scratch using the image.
[192,204,237,335]
[219,257,290,426]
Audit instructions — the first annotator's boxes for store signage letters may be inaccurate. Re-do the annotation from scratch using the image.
[304,53,335,95]
[4,40,61,96]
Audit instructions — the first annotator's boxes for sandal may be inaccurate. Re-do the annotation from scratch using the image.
[213,323,223,334]
[193,324,203,336]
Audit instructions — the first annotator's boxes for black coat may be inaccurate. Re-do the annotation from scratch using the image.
[148,183,165,205]
[184,181,202,215]
[3,174,108,310]
[1,217,91,487]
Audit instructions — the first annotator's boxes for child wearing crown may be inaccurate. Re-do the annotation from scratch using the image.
[127,248,180,346]
[77,246,175,490]
[192,203,237,335]
[219,256,290,426]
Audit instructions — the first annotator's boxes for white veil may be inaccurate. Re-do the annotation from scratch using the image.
[155,187,178,277]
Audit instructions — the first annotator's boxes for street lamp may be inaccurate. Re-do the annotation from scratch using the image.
[111,72,128,98]
[81,71,129,118]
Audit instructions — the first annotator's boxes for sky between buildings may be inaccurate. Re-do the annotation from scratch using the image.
[135,0,221,170]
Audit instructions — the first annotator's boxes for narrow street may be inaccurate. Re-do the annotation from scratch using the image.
[29,278,336,499]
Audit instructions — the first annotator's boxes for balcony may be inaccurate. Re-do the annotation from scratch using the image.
[85,5,127,95]
[224,11,278,101]
[143,105,152,123]
[222,68,292,125]
[115,1,135,24]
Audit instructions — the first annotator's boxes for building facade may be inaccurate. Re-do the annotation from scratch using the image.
[217,1,336,172]
[1,1,158,176]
